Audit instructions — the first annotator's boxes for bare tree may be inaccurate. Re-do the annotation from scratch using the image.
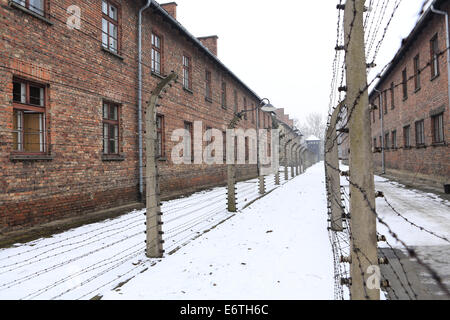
[296,112,327,141]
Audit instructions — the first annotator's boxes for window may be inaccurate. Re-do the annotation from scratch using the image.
[379,136,382,148]
[243,97,248,120]
[156,115,165,158]
[251,103,255,124]
[102,0,119,53]
[103,102,120,155]
[402,68,408,100]
[390,82,395,109]
[432,113,444,144]
[373,138,377,148]
[414,55,420,91]
[372,104,376,123]
[12,79,47,153]
[184,121,194,161]
[391,130,397,149]
[378,95,382,119]
[383,90,388,114]
[431,35,440,78]
[205,70,212,101]
[205,126,214,160]
[384,132,390,150]
[245,137,249,161]
[221,81,227,109]
[223,131,227,161]
[415,120,425,146]
[12,0,45,16]
[182,55,191,90]
[233,90,238,113]
[152,33,163,75]
[403,125,411,148]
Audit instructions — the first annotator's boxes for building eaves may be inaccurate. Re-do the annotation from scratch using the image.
[370,0,445,98]
[149,0,262,102]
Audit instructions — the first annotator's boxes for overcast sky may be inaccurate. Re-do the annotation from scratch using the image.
[172,0,428,123]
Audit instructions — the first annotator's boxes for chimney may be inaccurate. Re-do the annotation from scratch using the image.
[198,36,218,56]
[161,2,177,19]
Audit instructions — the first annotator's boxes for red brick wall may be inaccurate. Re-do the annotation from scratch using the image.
[369,3,450,185]
[0,0,261,233]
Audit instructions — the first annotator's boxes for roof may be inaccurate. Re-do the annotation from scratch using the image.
[149,0,262,102]
[370,0,446,97]
[306,135,320,141]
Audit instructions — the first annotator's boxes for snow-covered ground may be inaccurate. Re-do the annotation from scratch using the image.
[1,162,447,300]
[0,166,335,300]
[103,164,333,300]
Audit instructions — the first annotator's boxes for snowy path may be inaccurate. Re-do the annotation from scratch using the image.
[340,168,450,298]
[0,166,335,300]
[102,163,333,300]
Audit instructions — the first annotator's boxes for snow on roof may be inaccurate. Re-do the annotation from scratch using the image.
[306,135,320,141]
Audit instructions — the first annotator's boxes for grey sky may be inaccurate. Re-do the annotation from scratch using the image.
[172,0,427,122]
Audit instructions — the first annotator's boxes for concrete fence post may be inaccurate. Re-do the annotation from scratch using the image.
[344,0,379,300]
[227,164,237,212]
[326,102,344,232]
[259,175,266,195]
[145,73,177,258]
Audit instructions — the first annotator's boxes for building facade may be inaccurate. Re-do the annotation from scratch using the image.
[0,0,276,233]
[369,0,450,188]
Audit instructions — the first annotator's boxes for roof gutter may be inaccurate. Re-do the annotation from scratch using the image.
[138,0,152,200]
[430,4,450,121]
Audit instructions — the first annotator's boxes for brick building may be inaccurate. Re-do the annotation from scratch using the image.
[369,0,450,188]
[0,0,276,232]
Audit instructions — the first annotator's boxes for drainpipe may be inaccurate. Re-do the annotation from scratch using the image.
[373,88,385,174]
[431,4,450,121]
[138,0,152,201]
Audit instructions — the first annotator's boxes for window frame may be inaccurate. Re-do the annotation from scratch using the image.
[431,113,445,144]
[12,0,47,17]
[221,81,227,109]
[414,54,421,91]
[205,70,212,101]
[243,97,248,120]
[384,132,390,150]
[12,77,48,155]
[182,54,192,91]
[233,90,238,114]
[102,101,121,155]
[156,114,165,158]
[403,125,411,148]
[151,31,164,75]
[391,130,397,149]
[184,121,194,162]
[402,68,408,100]
[390,82,395,109]
[101,0,121,54]
[415,120,425,147]
[430,34,440,79]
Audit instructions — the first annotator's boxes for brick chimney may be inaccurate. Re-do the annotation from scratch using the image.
[161,2,177,19]
[198,36,218,56]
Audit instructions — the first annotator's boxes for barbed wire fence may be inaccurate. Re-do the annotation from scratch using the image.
[325,0,450,300]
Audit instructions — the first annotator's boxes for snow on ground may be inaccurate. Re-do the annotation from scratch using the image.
[3,160,445,300]
[0,166,335,300]
[339,165,450,248]
[102,164,333,300]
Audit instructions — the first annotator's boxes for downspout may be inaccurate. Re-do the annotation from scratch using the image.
[373,88,385,174]
[431,4,450,121]
[138,0,152,201]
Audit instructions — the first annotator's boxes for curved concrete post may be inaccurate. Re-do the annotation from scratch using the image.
[290,143,297,178]
[325,103,344,232]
